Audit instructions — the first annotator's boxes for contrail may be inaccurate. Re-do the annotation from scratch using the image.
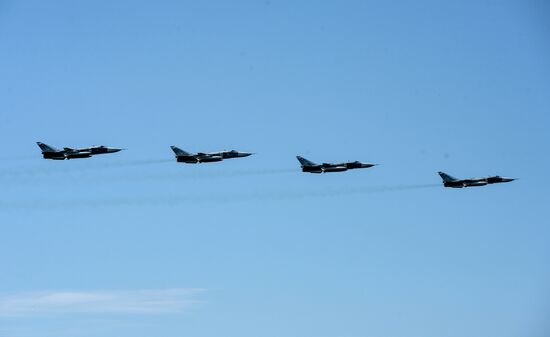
[87,167,298,183]
[0,166,297,185]
[84,158,174,168]
[0,154,37,162]
[0,183,440,210]
[0,158,174,178]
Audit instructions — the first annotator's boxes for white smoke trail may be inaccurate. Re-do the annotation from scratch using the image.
[0,158,174,178]
[0,184,440,210]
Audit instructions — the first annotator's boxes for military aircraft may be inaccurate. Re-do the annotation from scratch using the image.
[296,156,375,173]
[170,146,253,163]
[438,171,515,188]
[37,142,123,160]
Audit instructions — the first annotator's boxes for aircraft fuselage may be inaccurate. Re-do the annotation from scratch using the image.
[37,142,122,160]
[172,149,252,164]
[298,158,376,174]
[440,173,515,188]
[176,155,224,163]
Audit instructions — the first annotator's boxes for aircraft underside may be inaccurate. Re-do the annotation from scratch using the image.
[176,156,223,163]
[322,166,348,172]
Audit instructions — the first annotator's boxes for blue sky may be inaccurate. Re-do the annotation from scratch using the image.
[0,1,549,336]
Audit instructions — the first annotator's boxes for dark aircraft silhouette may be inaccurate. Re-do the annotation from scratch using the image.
[297,156,375,173]
[37,142,122,160]
[170,146,253,163]
[438,171,515,188]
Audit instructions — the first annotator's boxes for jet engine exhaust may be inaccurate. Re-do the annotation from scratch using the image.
[0,183,441,210]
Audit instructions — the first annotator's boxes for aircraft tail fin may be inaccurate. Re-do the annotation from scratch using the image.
[36,142,59,153]
[438,171,458,183]
[170,146,191,156]
[296,156,317,167]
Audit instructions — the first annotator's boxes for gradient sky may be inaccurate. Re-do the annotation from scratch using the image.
[1,1,549,336]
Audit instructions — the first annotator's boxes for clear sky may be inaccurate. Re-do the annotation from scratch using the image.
[1,1,549,336]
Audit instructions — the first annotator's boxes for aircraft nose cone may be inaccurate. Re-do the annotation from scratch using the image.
[108,147,123,153]
[240,152,253,157]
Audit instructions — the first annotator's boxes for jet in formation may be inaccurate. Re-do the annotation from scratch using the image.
[170,146,253,163]
[37,142,123,160]
[438,171,515,188]
[297,156,375,173]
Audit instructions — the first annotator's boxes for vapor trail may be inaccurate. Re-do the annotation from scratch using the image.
[0,158,174,178]
[0,183,440,210]
[96,167,297,181]
[86,167,298,184]
[0,166,297,185]
[0,154,37,162]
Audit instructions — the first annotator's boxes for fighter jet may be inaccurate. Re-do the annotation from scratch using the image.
[297,156,375,173]
[170,146,253,163]
[37,142,123,160]
[438,171,516,188]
